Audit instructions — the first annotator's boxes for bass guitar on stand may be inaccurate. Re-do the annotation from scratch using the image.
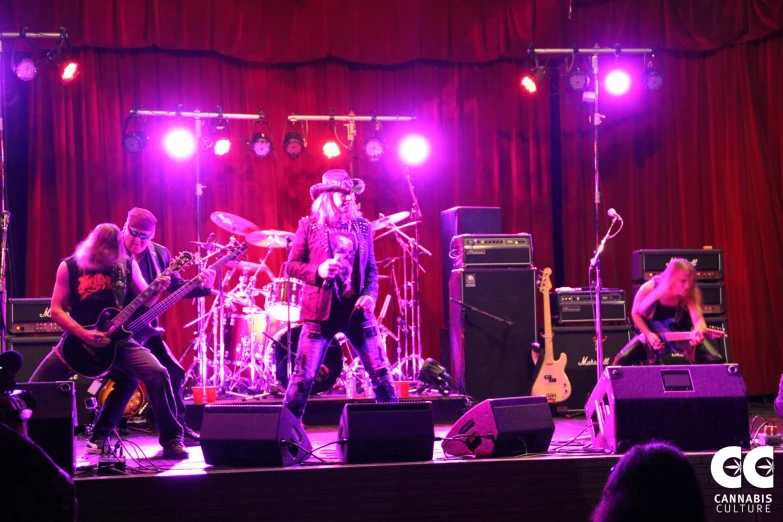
[531,268,571,404]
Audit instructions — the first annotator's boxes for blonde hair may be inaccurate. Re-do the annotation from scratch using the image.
[653,258,703,314]
[73,223,127,272]
[309,191,362,226]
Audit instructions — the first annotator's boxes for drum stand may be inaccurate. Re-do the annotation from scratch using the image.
[387,169,431,381]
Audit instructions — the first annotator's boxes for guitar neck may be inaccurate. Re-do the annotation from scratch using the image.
[105,268,170,333]
[659,329,722,343]
[542,289,554,363]
[127,249,240,333]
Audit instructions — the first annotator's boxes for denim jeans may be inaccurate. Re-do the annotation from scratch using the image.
[31,341,184,447]
[283,306,398,421]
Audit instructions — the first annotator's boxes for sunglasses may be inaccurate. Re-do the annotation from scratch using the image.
[127,228,153,240]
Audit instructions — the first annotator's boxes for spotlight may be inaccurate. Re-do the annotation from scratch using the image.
[249,133,272,158]
[11,31,38,82]
[164,128,196,160]
[364,114,385,162]
[567,67,589,91]
[322,140,341,159]
[248,110,274,158]
[283,119,306,160]
[122,105,148,153]
[399,135,430,166]
[643,65,665,91]
[520,73,538,94]
[605,70,631,96]
[210,111,231,156]
[46,29,80,85]
[14,58,37,82]
[416,358,452,395]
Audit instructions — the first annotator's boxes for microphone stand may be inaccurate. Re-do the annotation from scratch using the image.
[590,214,621,377]
[403,167,425,380]
[449,298,514,326]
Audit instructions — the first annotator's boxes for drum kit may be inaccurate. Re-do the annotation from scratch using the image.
[185,206,431,399]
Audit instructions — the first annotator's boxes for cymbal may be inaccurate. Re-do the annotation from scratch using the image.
[246,229,295,248]
[226,260,265,271]
[210,212,259,236]
[378,274,391,280]
[371,211,411,232]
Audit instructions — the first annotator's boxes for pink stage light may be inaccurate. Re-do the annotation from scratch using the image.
[605,70,631,96]
[399,135,430,166]
[322,141,341,159]
[214,138,231,156]
[164,128,196,160]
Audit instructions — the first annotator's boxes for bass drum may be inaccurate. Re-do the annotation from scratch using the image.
[273,325,343,396]
[97,380,148,417]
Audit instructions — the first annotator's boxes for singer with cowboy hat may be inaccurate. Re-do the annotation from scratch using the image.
[281,169,397,421]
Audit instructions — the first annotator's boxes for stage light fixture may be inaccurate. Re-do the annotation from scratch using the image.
[363,114,385,163]
[210,112,231,156]
[322,140,341,159]
[283,119,306,160]
[164,128,196,160]
[520,73,538,94]
[122,105,148,153]
[46,29,80,85]
[567,67,589,91]
[643,64,665,91]
[248,110,274,158]
[399,135,430,166]
[11,31,39,82]
[605,70,631,96]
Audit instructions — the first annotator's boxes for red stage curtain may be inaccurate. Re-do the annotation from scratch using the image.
[5,0,783,393]
[3,0,783,62]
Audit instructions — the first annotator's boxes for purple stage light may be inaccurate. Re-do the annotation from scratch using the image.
[605,70,631,96]
[214,138,231,156]
[399,135,430,166]
[164,128,196,160]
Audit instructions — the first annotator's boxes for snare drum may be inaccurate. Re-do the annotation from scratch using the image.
[262,277,304,323]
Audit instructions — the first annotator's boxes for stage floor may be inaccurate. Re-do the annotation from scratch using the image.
[71,402,783,522]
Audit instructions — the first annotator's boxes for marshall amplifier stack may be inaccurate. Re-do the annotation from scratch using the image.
[631,247,730,362]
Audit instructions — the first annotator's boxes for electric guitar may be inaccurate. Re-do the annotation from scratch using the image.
[531,268,571,404]
[638,318,727,362]
[60,252,194,379]
[128,239,248,345]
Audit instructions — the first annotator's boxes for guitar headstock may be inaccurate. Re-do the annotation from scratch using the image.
[539,267,552,295]
[167,252,194,273]
[704,327,727,339]
[223,237,248,259]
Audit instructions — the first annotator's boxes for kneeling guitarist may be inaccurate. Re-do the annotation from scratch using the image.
[613,258,724,366]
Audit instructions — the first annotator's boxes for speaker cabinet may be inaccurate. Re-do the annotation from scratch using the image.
[9,336,95,426]
[337,402,434,464]
[440,206,501,325]
[442,396,554,457]
[547,325,631,412]
[16,381,76,475]
[585,364,749,453]
[449,268,537,401]
[201,404,311,467]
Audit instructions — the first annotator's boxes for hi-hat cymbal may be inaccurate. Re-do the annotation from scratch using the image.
[247,229,295,248]
[371,211,411,232]
[225,260,264,271]
[210,212,259,236]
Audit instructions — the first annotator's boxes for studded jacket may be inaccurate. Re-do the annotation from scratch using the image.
[285,216,379,321]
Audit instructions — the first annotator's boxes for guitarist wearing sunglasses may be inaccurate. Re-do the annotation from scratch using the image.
[29,223,191,459]
[94,207,216,447]
[613,258,724,366]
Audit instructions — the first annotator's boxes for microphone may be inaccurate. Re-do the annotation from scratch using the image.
[607,208,622,221]
[323,253,343,290]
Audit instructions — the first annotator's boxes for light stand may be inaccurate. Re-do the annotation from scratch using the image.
[531,45,650,378]
[0,30,62,352]
[132,107,262,394]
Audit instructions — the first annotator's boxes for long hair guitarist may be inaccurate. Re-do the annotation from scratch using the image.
[29,223,190,459]
[613,258,724,365]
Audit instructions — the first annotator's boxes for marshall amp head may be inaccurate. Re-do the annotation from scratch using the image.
[632,282,726,315]
[8,298,63,335]
[631,248,724,282]
[553,288,627,324]
[452,233,533,268]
